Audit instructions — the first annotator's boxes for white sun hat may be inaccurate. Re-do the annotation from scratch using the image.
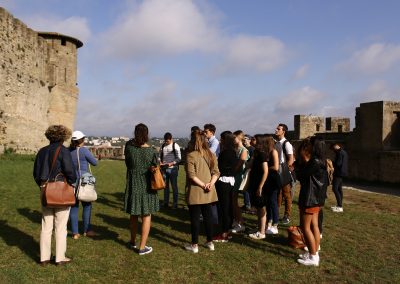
[72,130,85,140]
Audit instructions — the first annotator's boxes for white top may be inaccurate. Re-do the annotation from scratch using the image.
[218,176,235,186]
[278,138,293,163]
[160,142,181,167]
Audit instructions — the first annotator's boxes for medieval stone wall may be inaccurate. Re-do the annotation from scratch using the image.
[0,8,81,153]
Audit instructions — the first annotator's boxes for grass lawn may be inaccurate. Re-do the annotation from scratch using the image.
[0,155,399,283]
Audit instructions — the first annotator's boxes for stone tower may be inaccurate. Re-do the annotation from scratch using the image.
[0,8,82,153]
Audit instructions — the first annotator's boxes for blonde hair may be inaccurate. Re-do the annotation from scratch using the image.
[188,130,215,169]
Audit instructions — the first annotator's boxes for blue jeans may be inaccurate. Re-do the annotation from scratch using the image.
[163,166,179,207]
[266,188,279,225]
[243,191,251,208]
[69,200,92,234]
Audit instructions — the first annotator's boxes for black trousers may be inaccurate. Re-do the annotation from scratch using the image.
[189,204,213,244]
[332,176,343,207]
[216,180,233,234]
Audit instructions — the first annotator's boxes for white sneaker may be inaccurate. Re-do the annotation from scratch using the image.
[185,244,199,253]
[299,251,310,260]
[297,254,319,266]
[249,231,266,240]
[204,241,215,251]
[299,251,318,260]
[230,223,246,233]
[266,226,278,235]
[332,206,344,212]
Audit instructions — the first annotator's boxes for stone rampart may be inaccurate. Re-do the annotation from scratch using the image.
[0,8,82,153]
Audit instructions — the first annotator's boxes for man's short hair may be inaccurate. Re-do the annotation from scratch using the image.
[204,123,216,134]
[278,123,288,133]
[164,132,172,140]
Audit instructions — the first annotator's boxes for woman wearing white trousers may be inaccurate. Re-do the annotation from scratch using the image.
[33,125,77,266]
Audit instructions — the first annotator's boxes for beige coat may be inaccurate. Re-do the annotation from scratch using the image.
[185,151,220,205]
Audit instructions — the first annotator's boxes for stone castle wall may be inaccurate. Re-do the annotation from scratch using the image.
[0,8,82,153]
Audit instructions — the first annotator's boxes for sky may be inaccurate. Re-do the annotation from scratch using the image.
[3,0,400,137]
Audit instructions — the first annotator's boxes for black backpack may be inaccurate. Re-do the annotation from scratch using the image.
[275,140,293,186]
[160,142,178,162]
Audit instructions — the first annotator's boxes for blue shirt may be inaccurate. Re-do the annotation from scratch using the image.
[70,146,97,179]
[208,135,220,157]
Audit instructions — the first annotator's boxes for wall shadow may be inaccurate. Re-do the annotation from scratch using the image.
[0,220,39,262]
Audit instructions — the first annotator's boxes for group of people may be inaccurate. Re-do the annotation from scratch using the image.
[33,125,97,265]
[33,122,348,267]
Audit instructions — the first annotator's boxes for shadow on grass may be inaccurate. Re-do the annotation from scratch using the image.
[96,212,188,247]
[0,220,39,262]
[85,223,127,247]
[17,208,42,224]
[228,232,295,258]
[96,192,125,209]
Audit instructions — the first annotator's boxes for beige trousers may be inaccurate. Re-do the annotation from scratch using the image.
[40,206,71,262]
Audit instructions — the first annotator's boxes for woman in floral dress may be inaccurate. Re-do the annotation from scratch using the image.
[124,123,159,255]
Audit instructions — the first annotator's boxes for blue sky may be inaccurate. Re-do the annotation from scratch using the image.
[3,0,400,137]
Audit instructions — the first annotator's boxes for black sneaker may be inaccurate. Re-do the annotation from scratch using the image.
[281,217,290,225]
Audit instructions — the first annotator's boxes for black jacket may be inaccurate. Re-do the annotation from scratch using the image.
[333,148,348,177]
[33,143,77,187]
[295,158,327,207]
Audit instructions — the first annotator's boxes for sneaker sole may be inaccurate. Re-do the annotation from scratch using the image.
[138,248,153,255]
[185,248,199,253]
[249,236,266,240]
[297,259,319,266]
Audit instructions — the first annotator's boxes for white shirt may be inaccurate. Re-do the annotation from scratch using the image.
[160,142,181,167]
[278,138,293,164]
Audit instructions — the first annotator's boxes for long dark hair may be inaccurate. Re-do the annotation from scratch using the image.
[254,134,269,154]
[297,137,313,165]
[311,135,326,161]
[69,138,84,149]
[133,123,149,146]
[220,131,235,152]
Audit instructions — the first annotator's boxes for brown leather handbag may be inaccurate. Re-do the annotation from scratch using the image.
[41,144,76,208]
[149,165,165,190]
[287,226,306,249]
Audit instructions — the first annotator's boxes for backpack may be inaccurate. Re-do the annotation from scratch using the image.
[326,158,334,185]
[160,142,178,162]
[275,140,292,186]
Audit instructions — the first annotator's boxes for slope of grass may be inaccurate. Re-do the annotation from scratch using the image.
[0,155,399,283]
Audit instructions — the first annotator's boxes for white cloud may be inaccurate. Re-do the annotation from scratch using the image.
[98,0,287,74]
[275,86,326,114]
[356,80,400,102]
[100,0,221,58]
[337,42,400,74]
[23,15,91,43]
[291,64,309,81]
[216,35,287,74]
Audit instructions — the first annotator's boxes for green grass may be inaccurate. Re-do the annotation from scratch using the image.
[0,154,399,283]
